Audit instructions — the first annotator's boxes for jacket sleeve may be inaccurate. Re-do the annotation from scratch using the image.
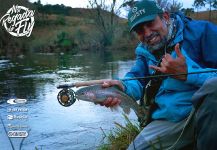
[201,22,217,68]
[185,21,217,87]
[185,54,217,87]
[121,55,149,101]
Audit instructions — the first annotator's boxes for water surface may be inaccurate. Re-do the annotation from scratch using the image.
[0,50,138,150]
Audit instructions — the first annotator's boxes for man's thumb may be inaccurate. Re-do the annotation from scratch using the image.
[175,43,183,58]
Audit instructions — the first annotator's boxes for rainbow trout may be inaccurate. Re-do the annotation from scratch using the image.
[75,84,147,119]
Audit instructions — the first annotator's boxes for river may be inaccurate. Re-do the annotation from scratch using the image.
[0,50,138,150]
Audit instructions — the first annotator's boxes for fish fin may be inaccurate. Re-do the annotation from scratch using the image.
[123,107,131,115]
[110,105,119,112]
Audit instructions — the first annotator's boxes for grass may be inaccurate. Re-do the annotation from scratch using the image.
[190,10,217,24]
[97,114,142,150]
[97,114,166,150]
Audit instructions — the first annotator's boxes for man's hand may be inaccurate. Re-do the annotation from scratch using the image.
[98,80,123,107]
[149,43,187,81]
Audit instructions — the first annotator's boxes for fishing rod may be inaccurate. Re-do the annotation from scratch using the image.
[122,69,217,81]
[56,69,217,107]
[57,69,217,89]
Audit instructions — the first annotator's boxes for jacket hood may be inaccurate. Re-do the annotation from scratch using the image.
[135,12,191,61]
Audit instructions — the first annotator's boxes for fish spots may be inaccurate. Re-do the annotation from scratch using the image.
[85,92,96,100]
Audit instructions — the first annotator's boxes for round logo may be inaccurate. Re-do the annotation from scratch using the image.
[132,7,138,13]
[0,5,35,37]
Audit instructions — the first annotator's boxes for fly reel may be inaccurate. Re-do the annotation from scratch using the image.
[57,89,76,107]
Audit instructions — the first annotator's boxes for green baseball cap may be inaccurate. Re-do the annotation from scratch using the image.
[128,0,163,32]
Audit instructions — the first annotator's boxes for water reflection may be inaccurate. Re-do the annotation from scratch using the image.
[0,50,137,150]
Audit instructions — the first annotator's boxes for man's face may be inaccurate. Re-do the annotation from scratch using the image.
[133,13,169,51]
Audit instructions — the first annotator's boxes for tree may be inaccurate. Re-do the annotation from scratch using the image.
[156,0,172,11]
[193,0,217,20]
[122,0,183,12]
[169,0,183,12]
[157,0,183,12]
[87,0,121,47]
[193,0,205,9]
[181,8,194,16]
[214,0,217,8]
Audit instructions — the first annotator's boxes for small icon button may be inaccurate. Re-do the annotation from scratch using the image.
[8,131,28,138]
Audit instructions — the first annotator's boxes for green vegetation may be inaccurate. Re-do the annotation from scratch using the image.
[0,0,217,57]
[0,0,136,57]
[97,114,167,150]
[97,114,142,150]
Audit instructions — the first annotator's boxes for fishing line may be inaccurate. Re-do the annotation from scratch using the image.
[165,108,195,150]
[0,114,15,150]
[121,69,217,81]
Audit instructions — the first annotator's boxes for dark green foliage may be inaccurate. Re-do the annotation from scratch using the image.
[181,8,195,16]
[0,0,134,55]
[98,114,142,150]
[54,31,78,53]
[193,0,217,8]
[33,1,71,16]
[55,15,66,25]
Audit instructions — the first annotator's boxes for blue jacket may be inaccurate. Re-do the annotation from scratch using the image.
[122,13,217,122]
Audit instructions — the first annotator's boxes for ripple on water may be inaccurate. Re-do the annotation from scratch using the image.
[57,67,83,74]
[0,54,136,150]
[21,73,58,79]
[0,59,14,70]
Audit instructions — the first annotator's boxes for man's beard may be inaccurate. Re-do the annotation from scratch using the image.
[143,32,167,53]
[142,18,171,53]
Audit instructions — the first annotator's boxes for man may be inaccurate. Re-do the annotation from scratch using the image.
[100,0,217,149]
